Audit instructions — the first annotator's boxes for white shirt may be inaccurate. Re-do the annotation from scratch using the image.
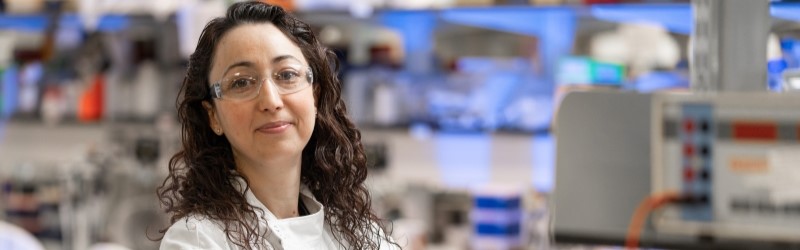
[160,180,398,250]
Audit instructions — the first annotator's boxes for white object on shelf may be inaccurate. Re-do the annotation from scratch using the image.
[78,0,102,31]
[590,23,680,77]
[176,0,226,59]
[133,62,161,119]
[470,185,524,250]
[18,62,43,114]
[373,81,400,126]
[88,243,132,250]
[782,68,800,91]
[295,0,352,11]
[385,0,454,9]
[0,32,14,68]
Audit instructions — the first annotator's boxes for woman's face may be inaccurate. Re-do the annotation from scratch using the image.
[205,23,316,168]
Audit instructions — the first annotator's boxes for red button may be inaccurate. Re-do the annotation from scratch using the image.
[684,144,694,156]
[684,168,695,181]
[684,120,695,132]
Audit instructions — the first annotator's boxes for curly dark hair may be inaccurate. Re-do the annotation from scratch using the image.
[157,2,396,249]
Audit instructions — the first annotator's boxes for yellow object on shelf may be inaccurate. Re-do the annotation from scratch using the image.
[4,0,44,14]
[531,0,564,5]
[454,0,495,7]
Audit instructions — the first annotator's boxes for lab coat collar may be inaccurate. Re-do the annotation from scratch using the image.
[233,176,326,247]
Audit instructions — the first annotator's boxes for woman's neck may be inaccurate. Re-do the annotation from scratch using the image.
[236,154,303,219]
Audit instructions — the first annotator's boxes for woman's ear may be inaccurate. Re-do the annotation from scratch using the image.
[203,101,223,135]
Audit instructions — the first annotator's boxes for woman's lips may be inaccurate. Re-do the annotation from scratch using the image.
[256,121,291,134]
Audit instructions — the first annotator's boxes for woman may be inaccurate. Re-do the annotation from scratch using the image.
[157,2,399,249]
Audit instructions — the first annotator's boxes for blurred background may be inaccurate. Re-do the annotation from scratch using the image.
[1,0,800,249]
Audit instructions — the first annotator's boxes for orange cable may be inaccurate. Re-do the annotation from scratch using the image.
[625,191,682,250]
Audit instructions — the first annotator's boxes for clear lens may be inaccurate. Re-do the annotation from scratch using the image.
[211,67,312,100]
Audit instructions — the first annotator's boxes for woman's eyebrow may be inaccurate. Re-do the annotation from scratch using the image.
[272,55,301,64]
[222,61,255,76]
[220,55,301,76]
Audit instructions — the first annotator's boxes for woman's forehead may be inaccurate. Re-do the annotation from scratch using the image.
[210,23,307,77]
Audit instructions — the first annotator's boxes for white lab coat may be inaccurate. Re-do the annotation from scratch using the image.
[160,178,398,250]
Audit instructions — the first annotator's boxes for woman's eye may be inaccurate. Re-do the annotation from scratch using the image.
[275,71,300,82]
[229,78,256,89]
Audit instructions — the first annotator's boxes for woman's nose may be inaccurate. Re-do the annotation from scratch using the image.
[257,81,284,112]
